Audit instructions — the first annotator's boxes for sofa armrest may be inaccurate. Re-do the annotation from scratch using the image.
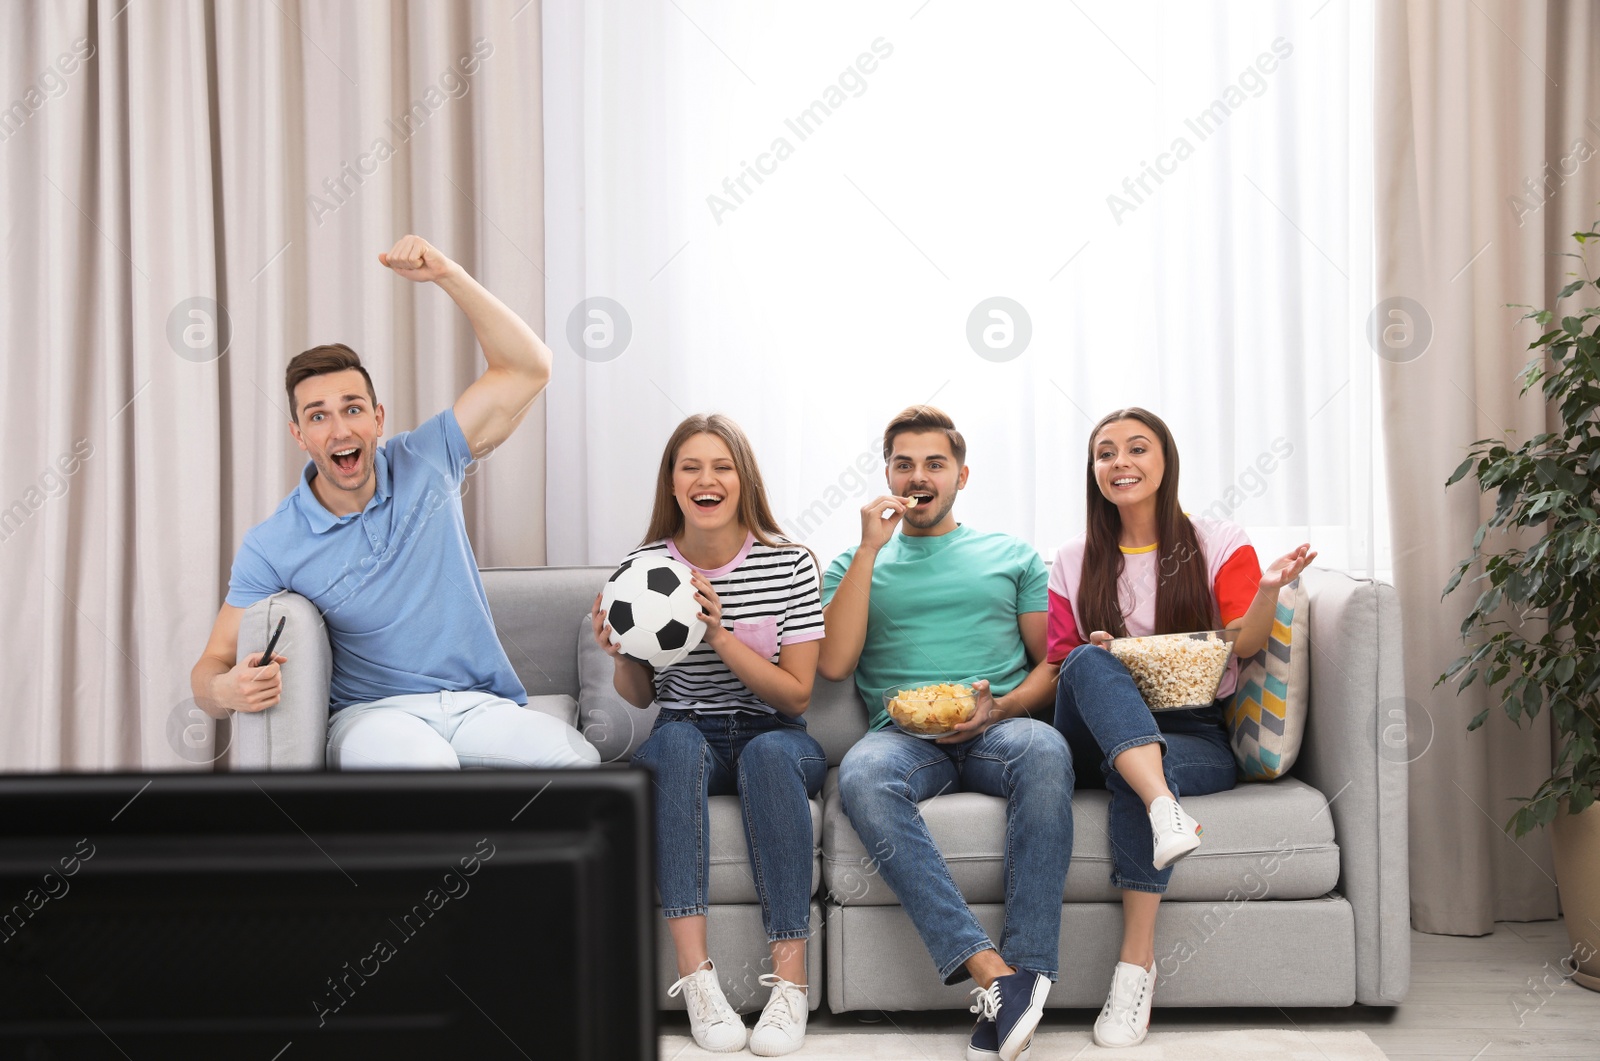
[1292,567,1410,1003]
[225,593,332,771]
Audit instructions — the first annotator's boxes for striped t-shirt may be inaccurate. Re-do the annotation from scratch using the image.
[622,533,825,715]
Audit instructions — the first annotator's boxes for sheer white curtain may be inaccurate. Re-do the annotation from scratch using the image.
[542,1,1380,572]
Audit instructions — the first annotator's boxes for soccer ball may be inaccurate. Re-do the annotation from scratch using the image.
[600,555,706,669]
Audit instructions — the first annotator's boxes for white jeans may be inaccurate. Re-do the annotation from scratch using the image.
[325,690,601,770]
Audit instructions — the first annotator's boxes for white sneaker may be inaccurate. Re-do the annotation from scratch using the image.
[1148,794,1202,871]
[666,960,747,1053]
[749,973,808,1056]
[1093,960,1156,1047]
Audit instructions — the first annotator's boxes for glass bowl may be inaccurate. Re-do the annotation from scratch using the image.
[1104,629,1238,711]
[882,683,978,739]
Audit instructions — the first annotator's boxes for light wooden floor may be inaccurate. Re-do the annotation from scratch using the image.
[662,919,1600,1058]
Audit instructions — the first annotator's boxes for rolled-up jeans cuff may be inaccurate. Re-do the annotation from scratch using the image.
[768,927,812,943]
[1009,964,1059,983]
[1112,876,1167,894]
[939,937,995,986]
[1104,733,1166,763]
[662,904,709,919]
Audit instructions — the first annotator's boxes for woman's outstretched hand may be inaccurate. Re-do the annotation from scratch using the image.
[1261,543,1317,591]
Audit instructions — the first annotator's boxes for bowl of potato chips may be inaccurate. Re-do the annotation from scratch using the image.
[883,682,978,738]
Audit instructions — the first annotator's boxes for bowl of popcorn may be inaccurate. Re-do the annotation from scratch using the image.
[883,682,977,738]
[1105,630,1238,711]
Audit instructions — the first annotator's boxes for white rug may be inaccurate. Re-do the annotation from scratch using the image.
[660,1028,1389,1059]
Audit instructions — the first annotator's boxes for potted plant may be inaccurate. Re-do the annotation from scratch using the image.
[1440,217,1600,991]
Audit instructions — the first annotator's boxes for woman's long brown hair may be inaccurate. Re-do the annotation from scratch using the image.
[642,415,819,577]
[1078,408,1217,638]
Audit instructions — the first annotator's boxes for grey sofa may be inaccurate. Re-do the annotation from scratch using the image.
[225,565,1409,1013]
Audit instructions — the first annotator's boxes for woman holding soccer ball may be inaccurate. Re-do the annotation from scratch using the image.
[592,414,825,1057]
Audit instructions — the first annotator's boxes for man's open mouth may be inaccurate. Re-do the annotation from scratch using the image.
[908,492,935,507]
[331,447,361,474]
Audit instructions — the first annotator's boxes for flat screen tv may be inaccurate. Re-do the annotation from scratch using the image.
[0,769,654,1060]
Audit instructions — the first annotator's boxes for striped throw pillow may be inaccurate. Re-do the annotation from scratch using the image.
[1223,578,1308,780]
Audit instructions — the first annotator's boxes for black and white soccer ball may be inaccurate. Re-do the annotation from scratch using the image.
[600,555,705,669]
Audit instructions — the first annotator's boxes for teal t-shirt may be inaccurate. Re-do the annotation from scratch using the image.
[821,524,1048,731]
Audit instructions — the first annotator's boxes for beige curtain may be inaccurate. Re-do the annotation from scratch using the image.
[0,0,545,771]
[1377,0,1598,933]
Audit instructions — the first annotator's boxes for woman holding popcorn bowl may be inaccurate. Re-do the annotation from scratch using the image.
[1048,408,1314,1048]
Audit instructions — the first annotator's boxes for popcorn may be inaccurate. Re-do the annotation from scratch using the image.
[884,682,976,735]
[1106,632,1232,711]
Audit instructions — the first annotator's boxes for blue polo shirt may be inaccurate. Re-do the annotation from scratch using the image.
[226,409,526,711]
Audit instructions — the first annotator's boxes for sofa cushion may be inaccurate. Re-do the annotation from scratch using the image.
[575,615,660,763]
[825,898,1357,1011]
[823,771,1339,905]
[483,566,614,699]
[668,794,823,905]
[807,676,872,767]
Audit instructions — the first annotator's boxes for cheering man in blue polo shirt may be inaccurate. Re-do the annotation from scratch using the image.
[191,235,599,769]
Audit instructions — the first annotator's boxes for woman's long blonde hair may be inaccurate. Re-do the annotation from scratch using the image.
[642,415,796,557]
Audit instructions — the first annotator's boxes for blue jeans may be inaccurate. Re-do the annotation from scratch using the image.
[836,718,1074,985]
[632,709,826,941]
[1053,644,1236,893]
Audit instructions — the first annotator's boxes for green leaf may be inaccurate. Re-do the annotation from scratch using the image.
[1559,278,1588,299]
[1494,481,1520,524]
[1521,681,1544,719]
[1447,456,1476,487]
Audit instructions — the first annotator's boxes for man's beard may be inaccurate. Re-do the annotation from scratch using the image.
[315,450,370,492]
[905,493,954,529]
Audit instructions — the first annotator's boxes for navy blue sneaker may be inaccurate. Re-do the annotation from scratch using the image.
[966,1010,1031,1061]
[967,970,1048,1061]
